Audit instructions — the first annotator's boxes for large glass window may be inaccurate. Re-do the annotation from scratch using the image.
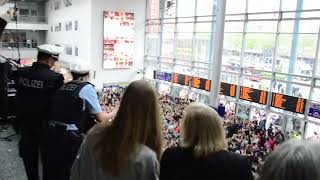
[221,0,320,137]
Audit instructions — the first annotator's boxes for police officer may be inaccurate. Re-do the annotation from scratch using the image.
[13,44,64,180]
[46,57,117,180]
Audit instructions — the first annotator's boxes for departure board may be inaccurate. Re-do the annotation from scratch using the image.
[219,82,236,97]
[240,86,268,105]
[271,93,306,114]
[153,71,172,82]
[191,77,211,91]
[172,73,190,86]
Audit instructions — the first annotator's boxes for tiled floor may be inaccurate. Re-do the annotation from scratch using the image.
[0,126,27,180]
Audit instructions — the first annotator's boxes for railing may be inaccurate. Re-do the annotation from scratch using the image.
[0,42,39,48]
[6,16,48,24]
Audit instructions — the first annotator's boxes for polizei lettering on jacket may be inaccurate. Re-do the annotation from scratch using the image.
[18,78,44,89]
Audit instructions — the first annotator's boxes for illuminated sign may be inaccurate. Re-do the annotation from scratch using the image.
[220,82,236,97]
[191,77,211,91]
[153,71,172,82]
[172,73,190,86]
[271,93,306,114]
[309,103,320,119]
[240,86,268,105]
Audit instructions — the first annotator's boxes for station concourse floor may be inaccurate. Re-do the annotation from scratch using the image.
[0,126,27,180]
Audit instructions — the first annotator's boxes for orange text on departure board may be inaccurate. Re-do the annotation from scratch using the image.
[205,80,211,91]
[272,94,286,109]
[240,87,253,101]
[185,75,190,86]
[259,91,267,105]
[296,98,305,114]
[230,84,236,97]
[172,73,178,83]
[192,77,200,89]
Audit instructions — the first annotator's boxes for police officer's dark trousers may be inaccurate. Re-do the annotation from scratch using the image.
[45,126,83,180]
[19,128,46,180]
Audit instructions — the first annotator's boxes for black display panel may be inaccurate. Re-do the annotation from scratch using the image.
[240,86,268,105]
[271,93,306,114]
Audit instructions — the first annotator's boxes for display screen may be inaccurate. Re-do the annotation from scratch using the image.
[271,93,306,114]
[191,77,211,91]
[103,11,134,69]
[240,86,268,105]
[172,73,190,86]
[153,71,172,82]
[219,82,236,97]
[309,103,320,119]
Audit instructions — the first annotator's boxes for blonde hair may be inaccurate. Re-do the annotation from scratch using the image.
[182,103,227,157]
[89,80,163,176]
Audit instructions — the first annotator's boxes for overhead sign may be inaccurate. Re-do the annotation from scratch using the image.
[271,93,306,114]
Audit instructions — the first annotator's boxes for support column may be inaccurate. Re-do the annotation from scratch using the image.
[286,0,303,95]
[209,0,226,107]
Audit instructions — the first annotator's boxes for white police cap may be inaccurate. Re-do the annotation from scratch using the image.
[37,44,63,60]
[59,56,91,74]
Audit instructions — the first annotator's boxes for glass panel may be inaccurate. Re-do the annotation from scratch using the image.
[242,76,271,90]
[276,34,292,73]
[147,0,160,19]
[243,33,276,71]
[224,22,244,33]
[177,23,194,33]
[196,23,212,32]
[305,122,320,140]
[145,33,160,56]
[247,21,277,33]
[193,68,210,79]
[273,81,310,98]
[248,0,280,12]
[221,72,239,84]
[299,20,320,34]
[197,0,215,16]
[226,0,246,14]
[194,33,211,62]
[311,88,320,102]
[303,0,320,10]
[164,0,177,18]
[285,118,305,139]
[161,38,174,58]
[177,0,195,17]
[174,65,192,75]
[162,23,175,33]
[281,0,297,11]
[223,33,242,67]
[175,33,193,60]
[247,13,278,21]
[145,60,158,79]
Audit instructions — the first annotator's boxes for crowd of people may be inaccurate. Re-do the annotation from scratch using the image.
[97,86,295,173]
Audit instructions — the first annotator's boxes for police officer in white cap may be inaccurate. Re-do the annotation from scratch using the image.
[46,57,117,180]
[13,44,64,180]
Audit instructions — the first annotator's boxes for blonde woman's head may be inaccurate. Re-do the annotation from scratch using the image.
[182,103,227,157]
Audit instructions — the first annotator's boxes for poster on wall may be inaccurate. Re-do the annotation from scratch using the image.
[103,11,134,69]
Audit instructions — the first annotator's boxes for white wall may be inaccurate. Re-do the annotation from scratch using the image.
[46,0,92,63]
[90,0,146,88]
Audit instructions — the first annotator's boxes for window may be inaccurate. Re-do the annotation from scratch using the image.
[74,46,78,56]
[65,46,72,55]
[64,0,72,7]
[74,20,78,30]
[65,21,72,31]
[31,10,37,16]
[54,0,61,10]
[19,9,29,16]
[55,23,61,31]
